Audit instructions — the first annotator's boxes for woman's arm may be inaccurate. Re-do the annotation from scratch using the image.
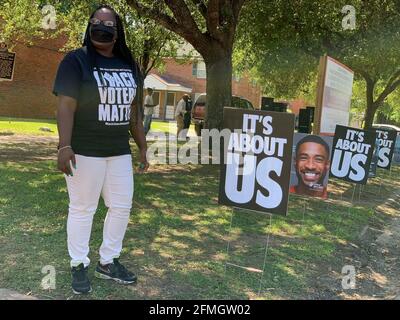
[130,104,149,173]
[57,95,77,176]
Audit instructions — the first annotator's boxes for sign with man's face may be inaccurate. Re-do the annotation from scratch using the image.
[219,108,295,215]
[290,133,333,199]
[330,125,376,184]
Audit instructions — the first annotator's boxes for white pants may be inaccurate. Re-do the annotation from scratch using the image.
[65,154,134,267]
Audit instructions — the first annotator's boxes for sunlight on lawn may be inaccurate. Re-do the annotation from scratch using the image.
[0,117,196,136]
[1,137,399,300]
[0,117,58,136]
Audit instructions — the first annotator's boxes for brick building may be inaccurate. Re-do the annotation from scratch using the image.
[0,38,262,120]
[145,58,262,120]
[0,37,67,119]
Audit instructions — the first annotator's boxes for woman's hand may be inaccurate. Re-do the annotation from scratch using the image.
[57,147,76,176]
[130,102,149,174]
[137,148,149,174]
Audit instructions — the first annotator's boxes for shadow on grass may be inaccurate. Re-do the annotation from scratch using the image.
[0,142,57,162]
[0,117,56,125]
[0,142,399,299]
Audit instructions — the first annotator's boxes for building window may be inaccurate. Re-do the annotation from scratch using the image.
[251,79,257,87]
[192,61,206,79]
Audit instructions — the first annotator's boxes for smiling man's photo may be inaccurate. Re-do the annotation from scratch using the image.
[290,134,332,199]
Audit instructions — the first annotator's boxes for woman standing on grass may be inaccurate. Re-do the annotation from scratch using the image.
[53,4,149,295]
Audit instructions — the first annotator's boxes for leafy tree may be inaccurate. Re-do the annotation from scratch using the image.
[377,89,400,124]
[1,0,183,102]
[0,0,49,45]
[236,0,400,129]
[125,0,247,129]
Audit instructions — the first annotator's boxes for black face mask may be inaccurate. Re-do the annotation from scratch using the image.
[90,24,116,43]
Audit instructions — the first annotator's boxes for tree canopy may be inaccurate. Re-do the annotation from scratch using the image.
[236,0,400,128]
[3,0,400,128]
[0,0,183,79]
[125,0,247,129]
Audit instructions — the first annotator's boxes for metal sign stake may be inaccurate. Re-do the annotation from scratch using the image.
[224,207,273,297]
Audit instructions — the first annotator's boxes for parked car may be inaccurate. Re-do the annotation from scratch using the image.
[372,123,400,133]
[191,94,254,136]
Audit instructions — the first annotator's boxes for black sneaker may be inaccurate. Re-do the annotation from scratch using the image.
[94,258,137,284]
[71,263,92,295]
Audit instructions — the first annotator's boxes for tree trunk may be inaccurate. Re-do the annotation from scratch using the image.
[363,78,377,130]
[363,102,378,130]
[204,53,233,130]
[136,71,144,119]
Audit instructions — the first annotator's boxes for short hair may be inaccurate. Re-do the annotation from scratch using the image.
[147,87,153,93]
[296,135,330,158]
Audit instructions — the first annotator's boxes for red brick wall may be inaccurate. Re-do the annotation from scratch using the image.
[232,74,262,109]
[0,37,67,119]
[289,99,309,115]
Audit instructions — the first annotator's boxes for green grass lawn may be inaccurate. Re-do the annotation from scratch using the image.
[1,133,399,299]
[0,117,58,136]
[1,118,399,299]
[0,117,193,136]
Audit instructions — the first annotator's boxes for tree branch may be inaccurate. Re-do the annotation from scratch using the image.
[220,0,236,49]
[206,0,221,40]
[164,0,202,37]
[206,0,241,49]
[231,0,247,24]
[126,0,209,56]
[189,0,207,19]
[351,66,374,83]
[374,71,400,107]
[145,39,167,76]
[146,58,157,77]
[383,68,400,91]
[126,0,182,35]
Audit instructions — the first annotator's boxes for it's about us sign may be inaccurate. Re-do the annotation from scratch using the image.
[219,108,295,215]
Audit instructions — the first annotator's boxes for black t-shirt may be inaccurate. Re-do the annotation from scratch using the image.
[53,47,137,157]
